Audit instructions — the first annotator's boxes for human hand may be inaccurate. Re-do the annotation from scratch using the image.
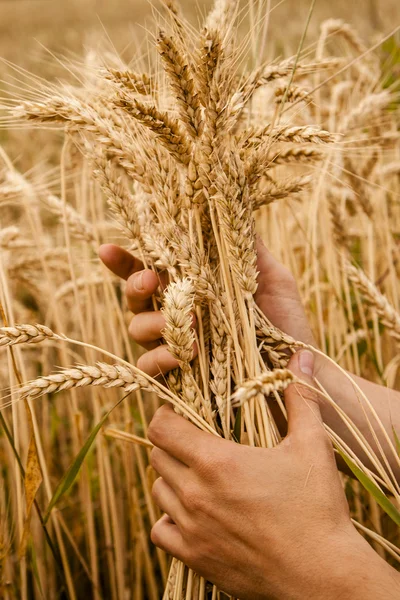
[99,239,315,379]
[148,351,395,599]
[99,244,198,377]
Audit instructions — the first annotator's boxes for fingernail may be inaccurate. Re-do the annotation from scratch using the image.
[298,350,314,376]
[134,272,145,291]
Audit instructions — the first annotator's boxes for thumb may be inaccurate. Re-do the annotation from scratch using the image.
[285,350,325,440]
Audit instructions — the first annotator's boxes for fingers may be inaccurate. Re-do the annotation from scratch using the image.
[152,477,184,524]
[285,351,327,444]
[137,342,198,377]
[100,245,167,314]
[130,311,197,351]
[151,514,186,558]
[148,404,224,467]
[126,270,160,314]
[255,237,282,276]
[137,345,180,377]
[150,447,187,490]
[129,312,166,350]
[99,244,143,281]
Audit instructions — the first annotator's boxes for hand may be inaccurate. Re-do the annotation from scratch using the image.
[99,239,314,378]
[254,238,316,346]
[148,351,398,599]
[99,244,198,377]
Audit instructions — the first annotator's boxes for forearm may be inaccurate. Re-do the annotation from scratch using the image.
[315,354,400,482]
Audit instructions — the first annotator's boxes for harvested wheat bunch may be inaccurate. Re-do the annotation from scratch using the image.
[2,0,400,598]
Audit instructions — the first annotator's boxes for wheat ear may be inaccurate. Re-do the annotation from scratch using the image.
[231,369,297,406]
[0,324,57,347]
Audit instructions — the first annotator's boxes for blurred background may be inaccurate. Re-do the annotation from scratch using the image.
[0,0,398,170]
[0,0,398,70]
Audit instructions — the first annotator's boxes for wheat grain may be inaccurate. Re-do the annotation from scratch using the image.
[0,324,57,347]
[43,194,96,244]
[92,154,142,248]
[115,96,192,165]
[161,279,196,365]
[104,69,154,96]
[251,175,313,209]
[231,369,297,406]
[157,31,203,138]
[318,19,368,56]
[346,264,400,341]
[18,362,151,400]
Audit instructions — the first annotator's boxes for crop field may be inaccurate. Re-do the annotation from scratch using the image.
[0,1,400,599]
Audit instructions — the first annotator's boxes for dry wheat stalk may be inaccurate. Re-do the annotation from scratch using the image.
[7,1,400,597]
[13,97,152,189]
[55,275,105,302]
[274,84,311,103]
[161,279,196,365]
[161,279,207,414]
[328,195,350,249]
[342,91,391,131]
[377,162,400,178]
[346,264,400,341]
[0,226,35,249]
[318,19,368,56]
[43,194,96,244]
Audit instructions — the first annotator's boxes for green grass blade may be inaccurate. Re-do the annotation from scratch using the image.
[44,394,126,523]
[233,407,242,443]
[336,447,400,526]
[29,541,45,599]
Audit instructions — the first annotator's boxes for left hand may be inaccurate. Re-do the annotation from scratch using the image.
[148,351,379,600]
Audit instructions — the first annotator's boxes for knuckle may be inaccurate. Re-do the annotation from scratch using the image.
[195,444,232,477]
[179,514,197,537]
[150,522,163,547]
[196,454,219,477]
[150,448,162,472]
[180,483,199,510]
[125,275,138,301]
[180,483,206,513]
[151,477,164,504]
[136,354,150,374]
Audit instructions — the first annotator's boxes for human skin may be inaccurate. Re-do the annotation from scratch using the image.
[99,241,400,599]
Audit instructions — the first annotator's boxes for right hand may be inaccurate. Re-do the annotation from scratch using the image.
[99,238,316,378]
[99,244,198,377]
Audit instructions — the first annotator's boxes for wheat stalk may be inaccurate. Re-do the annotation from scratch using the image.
[346,264,400,341]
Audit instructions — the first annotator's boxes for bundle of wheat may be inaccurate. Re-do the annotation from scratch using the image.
[0,0,399,598]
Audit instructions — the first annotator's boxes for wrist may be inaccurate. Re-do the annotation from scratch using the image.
[319,531,400,600]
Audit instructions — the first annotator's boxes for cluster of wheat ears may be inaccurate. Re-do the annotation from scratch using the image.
[0,0,400,598]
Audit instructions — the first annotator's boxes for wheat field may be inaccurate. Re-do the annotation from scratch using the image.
[0,0,400,599]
